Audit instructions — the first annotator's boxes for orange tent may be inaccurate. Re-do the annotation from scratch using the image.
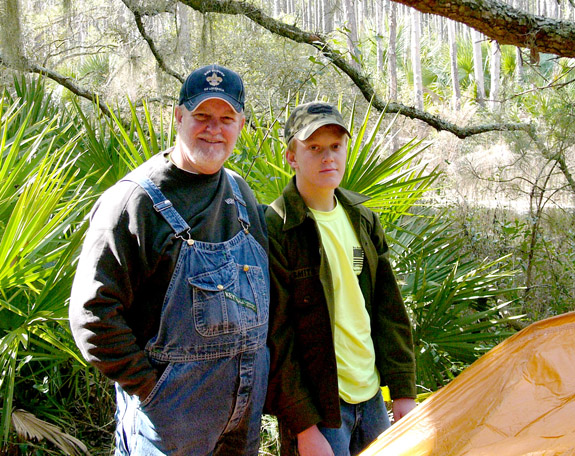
[361,312,575,456]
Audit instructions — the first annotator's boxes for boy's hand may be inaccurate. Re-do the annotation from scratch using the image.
[297,425,334,456]
[392,397,416,422]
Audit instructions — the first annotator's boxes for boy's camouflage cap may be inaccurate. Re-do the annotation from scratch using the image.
[284,102,350,144]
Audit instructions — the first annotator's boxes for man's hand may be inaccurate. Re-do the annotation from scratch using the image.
[392,397,416,422]
[297,425,334,456]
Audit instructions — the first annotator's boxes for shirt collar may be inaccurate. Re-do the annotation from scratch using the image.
[279,176,371,231]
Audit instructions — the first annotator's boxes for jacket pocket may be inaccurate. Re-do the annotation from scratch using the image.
[291,267,320,303]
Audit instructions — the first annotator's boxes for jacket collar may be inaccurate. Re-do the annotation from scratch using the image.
[278,176,371,231]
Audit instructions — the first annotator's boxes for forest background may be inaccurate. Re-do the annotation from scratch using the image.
[1,0,574,454]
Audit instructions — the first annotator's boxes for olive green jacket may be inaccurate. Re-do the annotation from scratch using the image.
[264,177,416,435]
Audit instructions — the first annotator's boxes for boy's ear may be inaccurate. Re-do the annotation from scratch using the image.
[285,148,298,170]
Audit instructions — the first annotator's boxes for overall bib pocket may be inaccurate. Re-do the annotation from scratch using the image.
[189,259,268,337]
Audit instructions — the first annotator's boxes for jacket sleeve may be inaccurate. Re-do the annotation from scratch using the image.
[264,211,322,435]
[69,187,158,400]
[370,211,417,399]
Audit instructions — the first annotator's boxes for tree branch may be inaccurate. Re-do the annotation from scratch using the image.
[178,0,530,139]
[120,0,184,83]
[392,0,575,59]
[0,53,114,120]
[526,127,575,195]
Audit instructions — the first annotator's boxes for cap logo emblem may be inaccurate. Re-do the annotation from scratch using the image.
[207,72,223,86]
[308,104,334,114]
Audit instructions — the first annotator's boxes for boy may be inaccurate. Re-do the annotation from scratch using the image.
[264,102,417,456]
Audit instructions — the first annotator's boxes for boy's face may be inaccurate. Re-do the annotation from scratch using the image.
[286,124,348,194]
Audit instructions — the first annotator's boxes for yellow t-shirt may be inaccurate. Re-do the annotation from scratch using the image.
[309,198,380,404]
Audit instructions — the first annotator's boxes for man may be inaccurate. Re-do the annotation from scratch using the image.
[69,64,269,455]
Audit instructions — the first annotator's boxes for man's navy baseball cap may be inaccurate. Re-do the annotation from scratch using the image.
[178,64,245,113]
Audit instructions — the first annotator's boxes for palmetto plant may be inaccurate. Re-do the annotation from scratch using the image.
[229,103,292,204]
[389,212,521,390]
[0,82,94,451]
[73,97,176,194]
[0,79,179,451]
[339,103,433,215]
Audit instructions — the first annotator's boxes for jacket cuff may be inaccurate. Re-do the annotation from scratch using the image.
[385,372,417,399]
[276,397,323,435]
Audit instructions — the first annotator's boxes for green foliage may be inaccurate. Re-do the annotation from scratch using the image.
[259,415,280,456]
[500,45,517,77]
[0,81,93,449]
[229,103,292,205]
[390,211,521,390]
[456,35,475,89]
[472,63,575,321]
[74,98,176,194]
[453,203,575,323]
[77,55,111,86]
[341,105,435,218]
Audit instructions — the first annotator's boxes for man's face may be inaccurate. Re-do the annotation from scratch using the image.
[173,98,245,174]
[286,124,348,195]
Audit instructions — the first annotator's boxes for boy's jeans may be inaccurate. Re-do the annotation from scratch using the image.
[318,391,390,456]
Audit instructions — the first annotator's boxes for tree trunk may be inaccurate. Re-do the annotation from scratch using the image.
[471,28,485,106]
[513,0,523,84]
[523,169,552,303]
[489,40,501,112]
[448,19,461,110]
[375,0,383,76]
[388,0,398,101]
[176,3,193,67]
[515,47,524,83]
[0,0,25,68]
[324,0,335,32]
[343,0,361,69]
[411,8,424,110]
[357,0,364,35]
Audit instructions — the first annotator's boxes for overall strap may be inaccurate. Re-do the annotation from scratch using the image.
[121,172,191,239]
[224,169,251,230]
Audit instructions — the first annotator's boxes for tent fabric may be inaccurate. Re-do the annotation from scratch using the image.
[360,312,575,456]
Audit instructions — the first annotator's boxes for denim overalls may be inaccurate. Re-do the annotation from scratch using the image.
[115,169,270,456]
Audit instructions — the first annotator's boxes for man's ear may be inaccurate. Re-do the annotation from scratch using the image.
[174,105,183,125]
